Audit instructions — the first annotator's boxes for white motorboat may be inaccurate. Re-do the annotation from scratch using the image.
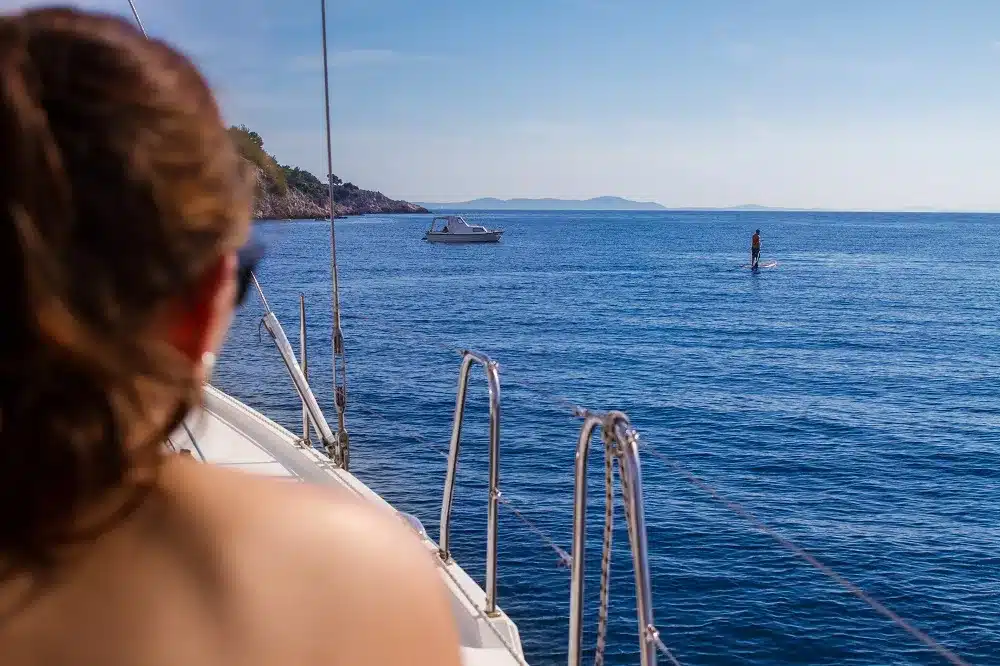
[425,215,504,243]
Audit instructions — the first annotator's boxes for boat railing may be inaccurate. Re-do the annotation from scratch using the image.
[438,350,502,616]
[569,409,657,666]
[298,294,312,448]
[250,276,347,468]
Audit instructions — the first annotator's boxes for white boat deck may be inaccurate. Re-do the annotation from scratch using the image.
[170,385,526,666]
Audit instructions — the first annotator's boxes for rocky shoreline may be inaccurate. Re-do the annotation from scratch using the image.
[249,163,427,220]
[230,125,427,220]
[249,166,426,219]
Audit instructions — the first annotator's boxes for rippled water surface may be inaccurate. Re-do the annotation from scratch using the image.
[213,211,1000,665]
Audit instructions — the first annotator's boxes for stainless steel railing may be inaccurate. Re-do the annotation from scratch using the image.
[299,294,312,448]
[438,350,502,616]
[251,275,346,468]
[569,410,657,666]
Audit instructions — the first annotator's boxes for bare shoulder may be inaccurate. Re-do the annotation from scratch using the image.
[160,459,462,666]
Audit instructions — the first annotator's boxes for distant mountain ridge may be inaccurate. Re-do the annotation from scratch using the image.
[420,196,666,211]
[417,198,966,214]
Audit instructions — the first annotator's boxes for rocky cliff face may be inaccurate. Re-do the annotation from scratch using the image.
[333,186,428,217]
[249,163,426,220]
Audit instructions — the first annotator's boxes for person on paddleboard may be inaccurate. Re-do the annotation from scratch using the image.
[751,229,761,269]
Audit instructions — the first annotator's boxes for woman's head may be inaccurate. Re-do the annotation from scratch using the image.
[0,7,251,567]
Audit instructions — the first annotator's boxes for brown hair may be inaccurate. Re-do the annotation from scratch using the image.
[0,8,250,569]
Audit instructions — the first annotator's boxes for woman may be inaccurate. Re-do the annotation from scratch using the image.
[0,8,461,665]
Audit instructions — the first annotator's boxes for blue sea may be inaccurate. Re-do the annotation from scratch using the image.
[213,211,1000,666]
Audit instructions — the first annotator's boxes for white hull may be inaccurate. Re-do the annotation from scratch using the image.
[426,231,503,243]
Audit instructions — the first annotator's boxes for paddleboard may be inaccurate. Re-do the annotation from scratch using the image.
[741,261,778,269]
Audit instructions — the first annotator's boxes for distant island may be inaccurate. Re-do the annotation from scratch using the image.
[229,125,427,219]
[677,205,943,212]
[420,196,667,211]
[713,204,801,212]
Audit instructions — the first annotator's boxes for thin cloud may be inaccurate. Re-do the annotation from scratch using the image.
[289,49,440,71]
[333,49,402,66]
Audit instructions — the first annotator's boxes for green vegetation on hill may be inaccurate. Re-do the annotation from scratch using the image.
[227,124,427,218]
[227,125,287,195]
[281,165,326,201]
[279,165,377,206]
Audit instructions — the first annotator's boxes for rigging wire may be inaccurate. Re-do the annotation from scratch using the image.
[356,402,574,568]
[649,628,685,666]
[404,355,969,666]
[496,494,573,569]
[120,3,518,664]
[640,444,970,666]
[318,0,351,467]
[121,11,970,661]
[126,0,145,35]
[463,365,970,665]
[510,370,969,665]
[360,369,683,663]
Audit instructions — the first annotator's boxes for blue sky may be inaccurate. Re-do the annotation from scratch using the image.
[7,0,1000,210]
